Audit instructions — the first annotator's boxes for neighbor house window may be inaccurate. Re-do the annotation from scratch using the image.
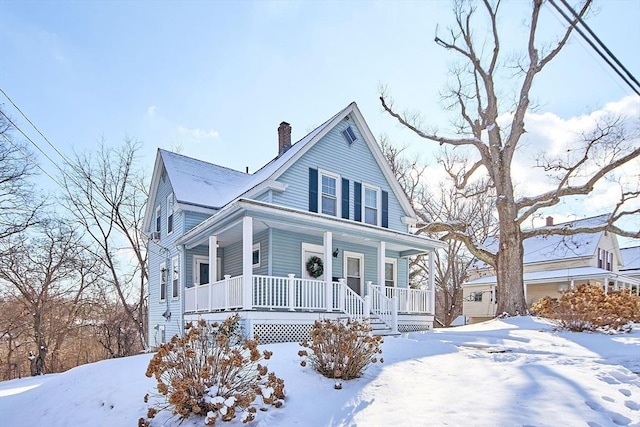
[471,291,483,302]
[160,262,167,301]
[167,193,174,234]
[155,205,161,233]
[606,251,613,271]
[320,170,340,217]
[385,258,397,287]
[252,243,261,268]
[363,185,380,225]
[172,256,179,299]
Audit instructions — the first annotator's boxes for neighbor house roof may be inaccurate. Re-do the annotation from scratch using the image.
[620,246,640,272]
[466,266,640,287]
[472,214,613,269]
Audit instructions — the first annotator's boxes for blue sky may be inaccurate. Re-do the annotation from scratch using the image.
[1,0,639,233]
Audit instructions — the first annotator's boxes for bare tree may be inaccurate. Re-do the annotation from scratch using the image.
[380,0,640,316]
[0,107,42,246]
[381,138,496,326]
[0,219,98,375]
[60,139,149,350]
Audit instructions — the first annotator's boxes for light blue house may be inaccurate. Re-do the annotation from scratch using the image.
[142,102,446,347]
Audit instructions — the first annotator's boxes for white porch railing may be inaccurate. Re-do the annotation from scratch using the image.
[367,282,398,334]
[185,275,430,333]
[374,284,432,314]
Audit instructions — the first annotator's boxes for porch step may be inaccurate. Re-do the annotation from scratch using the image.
[368,317,400,337]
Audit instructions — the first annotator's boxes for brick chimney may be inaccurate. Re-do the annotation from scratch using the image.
[546,216,554,226]
[278,122,291,156]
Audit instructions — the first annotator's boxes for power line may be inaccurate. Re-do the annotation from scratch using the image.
[558,0,640,90]
[0,133,65,189]
[547,0,640,96]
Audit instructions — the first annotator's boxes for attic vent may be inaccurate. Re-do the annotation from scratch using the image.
[342,126,357,145]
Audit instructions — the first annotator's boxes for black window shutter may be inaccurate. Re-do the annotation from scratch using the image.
[382,190,389,228]
[354,182,362,222]
[341,178,350,219]
[309,168,318,212]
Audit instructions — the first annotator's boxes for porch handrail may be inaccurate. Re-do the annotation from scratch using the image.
[367,282,398,333]
[336,279,365,321]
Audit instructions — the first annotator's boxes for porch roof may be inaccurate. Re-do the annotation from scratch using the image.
[176,199,447,255]
[464,266,640,287]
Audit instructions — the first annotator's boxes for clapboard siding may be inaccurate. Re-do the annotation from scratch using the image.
[273,120,408,232]
[222,229,269,277]
[185,211,211,232]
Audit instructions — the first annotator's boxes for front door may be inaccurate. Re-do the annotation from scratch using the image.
[344,251,364,295]
[302,243,324,281]
[194,256,221,285]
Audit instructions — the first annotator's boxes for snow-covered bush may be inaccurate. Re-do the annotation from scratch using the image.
[531,285,640,332]
[298,319,383,382]
[141,315,284,426]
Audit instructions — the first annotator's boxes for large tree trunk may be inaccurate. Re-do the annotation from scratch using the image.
[495,202,527,316]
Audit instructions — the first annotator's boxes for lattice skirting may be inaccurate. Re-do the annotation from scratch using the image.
[252,323,313,344]
[398,323,431,333]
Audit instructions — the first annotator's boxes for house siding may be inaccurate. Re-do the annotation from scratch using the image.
[147,175,186,347]
[273,121,408,232]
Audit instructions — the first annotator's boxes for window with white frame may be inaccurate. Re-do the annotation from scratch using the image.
[363,185,380,225]
[320,170,340,217]
[606,251,613,271]
[159,262,167,301]
[172,256,179,299]
[167,193,174,234]
[384,258,397,287]
[252,243,261,268]
[155,205,161,233]
[470,291,483,302]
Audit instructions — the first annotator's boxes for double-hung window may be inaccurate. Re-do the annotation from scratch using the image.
[167,193,174,234]
[385,258,397,287]
[363,185,380,226]
[172,256,179,299]
[160,262,167,301]
[155,206,161,233]
[320,170,340,217]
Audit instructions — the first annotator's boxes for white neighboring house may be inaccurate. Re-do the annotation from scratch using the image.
[463,215,640,324]
[620,245,640,282]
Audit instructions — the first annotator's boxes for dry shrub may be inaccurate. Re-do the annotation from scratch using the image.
[531,285,640,332]
[298,319,383,381]
[142,315,284,425]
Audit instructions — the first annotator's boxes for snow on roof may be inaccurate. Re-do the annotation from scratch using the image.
[620,246,640,271]
[160,104,350,210]
[466,266,630,286]
[160,150,251,209]
[474,214,610,268]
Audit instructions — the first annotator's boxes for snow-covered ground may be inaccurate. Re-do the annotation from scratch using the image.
[1,316,639,427]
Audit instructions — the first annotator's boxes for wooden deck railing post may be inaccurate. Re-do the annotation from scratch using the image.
[288,274,295,311]
[224,275,231,311]
[339,278,346,312]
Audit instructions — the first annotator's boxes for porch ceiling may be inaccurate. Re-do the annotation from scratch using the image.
[178,199,446,254]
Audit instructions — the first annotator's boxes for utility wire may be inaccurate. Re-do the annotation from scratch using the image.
[558,0,640,91]
[547,0,640,96]
[0,133,65,189]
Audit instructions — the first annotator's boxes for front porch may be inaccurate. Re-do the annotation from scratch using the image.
[185,274,434,343]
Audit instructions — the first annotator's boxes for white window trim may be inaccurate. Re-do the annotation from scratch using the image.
[159,261,167,302]
[362,183,381,226]
[318,168,341,218]
[343,251,364,295]
[171,256,180,300]
[252,243,261,268]
[155,205,161,233]
[167,193,174,235]
[385,257,397,287]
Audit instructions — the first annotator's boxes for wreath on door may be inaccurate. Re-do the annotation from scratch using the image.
[306,256,324,278]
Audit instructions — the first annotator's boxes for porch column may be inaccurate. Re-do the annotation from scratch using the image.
[604,277,608,295]
[377,241,386,289]
[524,282,528,304]
[208,236,218,285]
[429,250,435,315]
[570,279,575,290]
[242,216,253,310]
[324,231,333,312]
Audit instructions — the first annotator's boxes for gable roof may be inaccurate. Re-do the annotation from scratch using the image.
[143,102,417,232]
[472,214,616,269]
[620,246,640,272]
